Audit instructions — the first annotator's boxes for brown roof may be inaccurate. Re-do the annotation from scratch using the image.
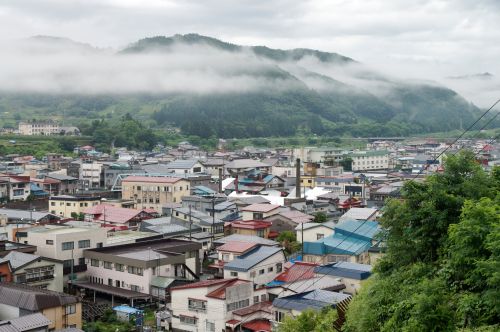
[216,241,257,253]
[0,283,79,311]
[241,204,280,213]
[122,176,183,184]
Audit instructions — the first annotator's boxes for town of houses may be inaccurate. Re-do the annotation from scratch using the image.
[0,136,498,332]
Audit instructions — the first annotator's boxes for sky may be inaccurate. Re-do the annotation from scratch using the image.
[0,0,499,106]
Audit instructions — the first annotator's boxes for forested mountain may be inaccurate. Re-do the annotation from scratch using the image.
[0,34,490,139]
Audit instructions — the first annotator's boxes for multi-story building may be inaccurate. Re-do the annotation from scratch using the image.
[49,195,101,218]
[0,283,82,330]
[122,176,190,211]
[170,278,270,332]
[80,162,102,189]
[45,174,79,195]
[22,224,108,281]
[81,238,201,304]
[0,251,63,292]
[0,175,32,201]
[18,121,61,136]
[349,150,390,171]
[241,204,280,221]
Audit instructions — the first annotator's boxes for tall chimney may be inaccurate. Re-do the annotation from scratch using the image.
[296,158,301,198]
[218,168,223,193]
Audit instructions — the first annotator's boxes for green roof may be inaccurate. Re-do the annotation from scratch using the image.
[150,276,176,288]
[349,150,389,157]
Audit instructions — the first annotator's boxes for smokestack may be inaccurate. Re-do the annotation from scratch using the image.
[234,175,239,193]
[218,168,223,193]
[296,158,301,198]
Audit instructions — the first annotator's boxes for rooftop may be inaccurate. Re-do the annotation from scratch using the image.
[122,176,183,184]
[0,313,51,332]
[241,203,280,213]
[315,262,372,280]
[214,234,278,247]
[272,289,351,312]
[216,241,257,253]
[0,251,40,269]
[224,246,283,272]
[0,283,79,311]
[230,220,272,230]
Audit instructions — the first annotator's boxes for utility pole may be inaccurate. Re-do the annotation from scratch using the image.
[301,221,304,261]
[211,196,215,248]
[189,205,192,241]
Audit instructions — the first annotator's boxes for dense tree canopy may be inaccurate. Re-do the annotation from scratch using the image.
[344,151,500,332]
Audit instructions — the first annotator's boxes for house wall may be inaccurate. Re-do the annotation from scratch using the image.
[242,209,278,221]
[351,153,390,171]
[122,179,190,211]
[224,251,285,288]
[86,263,155,294]
[231,227,269,238]
[296,226,335,243]
[49,198,101,218]
[42,303,82,329]
[13,258,64,292]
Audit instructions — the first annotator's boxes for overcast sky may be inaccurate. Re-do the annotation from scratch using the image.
[1,0,499,105]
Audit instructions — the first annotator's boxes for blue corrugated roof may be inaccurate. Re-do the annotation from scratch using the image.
[335,220,380,241]
[272,289,350,312]
[224,246,283,272]
[113,305,143,314]
[315,262,372,280]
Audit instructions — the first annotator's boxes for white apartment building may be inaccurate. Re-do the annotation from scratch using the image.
[23,224,108,280]
[171,278,269,332]
[349,150,390,171]
[18,121,61,136]
[80,162,102,189]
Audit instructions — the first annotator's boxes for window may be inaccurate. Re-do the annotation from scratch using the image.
[259,269,265,275]
[275,311,286,322]
[206,321,215,332]
[96,242,103,248]
[261,294,267,302]
[268,267,273,273]
[65,304,76,315]
[78,240,90,248]
[91,259,99,267]
[188,298,207,311]
[51,202,55,206]
[254,295,259,303]
[104,261,112,269]
[115,263,124,272]
[227,299,250,312]
[230,271,238,277]
[61,242,74,250]
[253,212,263,220]
[276,263,283,273]
[78,257,85,266]
[46,240,54,245]
[63,259,73,268]
[15,274,26,283]
[180,315,197,325]
[128,266,143,276]
[130,285,141,292]
[316,233,324,240]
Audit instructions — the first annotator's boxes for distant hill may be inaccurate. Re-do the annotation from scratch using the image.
[0,33,491,138]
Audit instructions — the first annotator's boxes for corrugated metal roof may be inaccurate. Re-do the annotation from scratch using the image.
[224,246,283,272]
[214,234,278,246]
[241,203,280,213]
[315,262,372,280]
[272,289,350,312]
[0,251,40,269]
[166,159,200,169]
[6,313,51,331]
[0,283,79,311]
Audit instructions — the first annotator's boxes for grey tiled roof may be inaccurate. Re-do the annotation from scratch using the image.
[0,251,40,269]
[0,313,51,332]
[224,246,283,272]
[0,283,79,311]
[166,159,200,169]
[214,234,278,246]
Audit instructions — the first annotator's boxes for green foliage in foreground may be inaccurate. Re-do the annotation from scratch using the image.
[278,308,339,332]
[343,151,500,332]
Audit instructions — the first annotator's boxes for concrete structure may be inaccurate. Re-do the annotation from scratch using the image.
[0,251,63,292]
[122,176,190,211]
[23,225,107,280]
[79,162,102,189]
[295,221,336,243]
[170,278,269,332]
[315,262,372,294]
[18,121,61,136]
[49,196,101,218]
[0,283,82,330]
[82,238,201,305]
[165,159,205,175]
[349,150,390,171]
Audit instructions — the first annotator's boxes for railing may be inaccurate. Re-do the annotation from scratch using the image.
[26,275,54,283]
[63,264,87,275]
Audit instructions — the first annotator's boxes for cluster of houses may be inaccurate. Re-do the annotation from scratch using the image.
[0,138,498,332]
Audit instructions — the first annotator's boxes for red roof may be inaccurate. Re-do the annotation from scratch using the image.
[231,220,271,230]
[241,204,280,213]
[226,319,241,325]
[217,241,257,253]
[233,301,272,316]
[84,204,149,224]
[274,261,318,283]
[242,319,271,332]
[122,176,183,184]
[206,279,250,299]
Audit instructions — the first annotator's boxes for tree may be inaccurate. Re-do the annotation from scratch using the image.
[314,212,327,223]
[278,308,338,332]
[277,231,301,255]
[344,152,500,332]
[340,157,353,171]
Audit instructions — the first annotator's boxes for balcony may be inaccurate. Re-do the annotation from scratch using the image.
[26,275,55,283]
[63,264,87,275]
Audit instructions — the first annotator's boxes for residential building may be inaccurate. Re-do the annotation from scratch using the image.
[84,204,153,230]
[1,175,31,201]
[0,209,60,225]
[49,196,101,218]
[223,246,286,288]
[181,195,227,215]
[213,234,279,248]
[225,159,271,177]
[272,290,351,328]
[0,313,52,332]
[171,207,225,238]
[22,224,107,281]
[315,262,372,294]
[79,162,102,189]
[0,240,37,256]
[224,171,285,194]
[122,176,190,211]
[303,220,381,264]
[165,159,205,175]
[227,220,272,239]
[349,150,390,171]
[200,159,225,178]
[209,241,259,277]
[241,204,280,221]
[266,209,314,234]
[0,251,63,292]
[170,278,269,332]
[80,238,201,305]
[339,207,378,222]
[0,283,82,329]
[18,121,61,136]
[45,174,79,195]
[295,221,336,243]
